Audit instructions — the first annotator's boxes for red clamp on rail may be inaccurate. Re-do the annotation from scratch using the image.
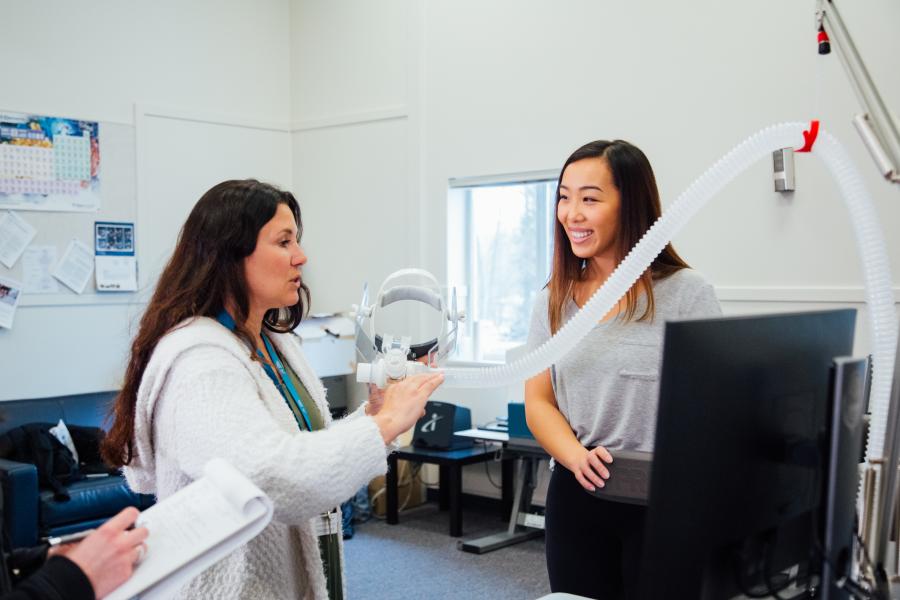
[797,120,820,153]
[817,26,831,55]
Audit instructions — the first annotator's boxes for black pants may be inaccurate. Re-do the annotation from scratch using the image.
[545,465,647,600]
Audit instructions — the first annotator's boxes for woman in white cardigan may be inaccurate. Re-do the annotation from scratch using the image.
[101,179,443,600]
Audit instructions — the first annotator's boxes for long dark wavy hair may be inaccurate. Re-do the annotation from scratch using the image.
[547,140,688,333]
[101,179,310,467]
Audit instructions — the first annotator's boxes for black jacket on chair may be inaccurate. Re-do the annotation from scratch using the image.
[0,425,81,502]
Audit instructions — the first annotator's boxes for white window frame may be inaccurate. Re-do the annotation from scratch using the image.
[447,170,559,364]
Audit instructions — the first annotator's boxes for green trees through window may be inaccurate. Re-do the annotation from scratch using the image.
[448,178,555,361]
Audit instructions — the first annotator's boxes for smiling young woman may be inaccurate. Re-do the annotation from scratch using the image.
[525,140,722,599]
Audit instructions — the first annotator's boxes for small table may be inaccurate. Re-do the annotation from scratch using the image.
[386,444,506,537]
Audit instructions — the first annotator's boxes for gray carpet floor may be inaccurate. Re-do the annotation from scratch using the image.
[344,502,550,600]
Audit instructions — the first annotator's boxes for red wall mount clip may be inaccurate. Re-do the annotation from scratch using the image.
[797,120,820,153]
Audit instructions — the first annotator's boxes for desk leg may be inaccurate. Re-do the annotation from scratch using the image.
[438,465,449,511]
[508,458,527,535]
[386,453,399,525]
[449,464,463,537]
[456,456,544,554]
[501,456,514,521]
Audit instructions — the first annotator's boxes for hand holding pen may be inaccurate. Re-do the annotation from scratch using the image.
[47,507,149,599]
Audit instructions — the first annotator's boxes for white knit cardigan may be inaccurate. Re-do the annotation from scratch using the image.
[124,317,388,599]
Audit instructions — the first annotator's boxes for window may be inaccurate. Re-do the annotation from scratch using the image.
[448,173,557,362]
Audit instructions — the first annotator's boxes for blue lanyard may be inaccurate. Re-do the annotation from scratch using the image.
[216,311,313,431]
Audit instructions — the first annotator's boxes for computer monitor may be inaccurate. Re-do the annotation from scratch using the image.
[821,356,869,600]
[639,309,857,600]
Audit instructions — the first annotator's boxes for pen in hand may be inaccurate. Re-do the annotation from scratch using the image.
[45,522,138,547]
[45,529,94,547]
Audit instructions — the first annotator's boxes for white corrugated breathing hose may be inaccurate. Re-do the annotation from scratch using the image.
[441,123,896,479]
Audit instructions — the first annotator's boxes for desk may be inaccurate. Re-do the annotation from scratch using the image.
[457,443,548,554]
[386,444,508,537]
[453,429,550,554]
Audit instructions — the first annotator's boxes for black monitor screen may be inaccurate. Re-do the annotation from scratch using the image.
[640,309,856,600]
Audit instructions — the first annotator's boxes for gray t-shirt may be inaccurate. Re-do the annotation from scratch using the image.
[526,269,722,452]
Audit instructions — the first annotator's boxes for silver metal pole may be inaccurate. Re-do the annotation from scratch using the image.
[815,2,900,592]
[819,0,900,184]
[873,325,900,596]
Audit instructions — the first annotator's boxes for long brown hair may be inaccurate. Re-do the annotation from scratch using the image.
[101,179,310,467]
[547,140,688,333]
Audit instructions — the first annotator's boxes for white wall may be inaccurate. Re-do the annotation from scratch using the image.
[288,0,414,313]
[2,0,897,496]
[418,0,900,288]
[0,0,293,400]
[0,0,291,126]
[288,0,417,408]
[289,0,900,499]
